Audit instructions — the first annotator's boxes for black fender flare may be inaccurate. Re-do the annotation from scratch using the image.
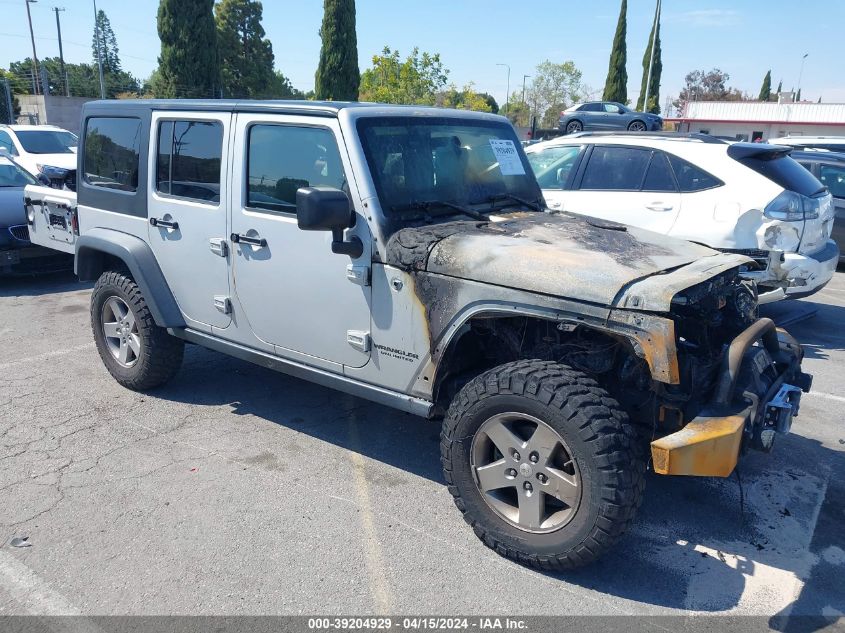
[75,228,185,328]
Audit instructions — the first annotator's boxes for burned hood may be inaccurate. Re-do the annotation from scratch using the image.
[385,212,722,307]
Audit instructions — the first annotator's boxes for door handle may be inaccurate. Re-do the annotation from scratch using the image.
[231,232,267,248]
[646,203,674,212]
[150,217,179,230]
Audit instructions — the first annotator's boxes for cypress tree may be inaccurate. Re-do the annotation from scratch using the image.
[602,0,628,103]
[635,5,661,113]
[315,0,360,101]
[157,0,220,98]
[758,70,771,101]
[776,80,783,94]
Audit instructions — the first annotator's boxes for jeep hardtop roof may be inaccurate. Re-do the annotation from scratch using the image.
[81,99,506,122]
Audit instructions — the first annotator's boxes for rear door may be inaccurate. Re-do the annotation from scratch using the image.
[563,145,682,234]
[818,161,845,250]
[147,112,232,330]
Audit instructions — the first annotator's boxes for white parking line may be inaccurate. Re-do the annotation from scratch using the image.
[0,343,93,372]
[806,391,845,404]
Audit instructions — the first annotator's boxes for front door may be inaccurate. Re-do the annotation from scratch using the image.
[229,113,372,368]
[147,112,232,330]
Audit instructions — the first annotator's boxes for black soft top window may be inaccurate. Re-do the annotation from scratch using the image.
[84,117,142,192]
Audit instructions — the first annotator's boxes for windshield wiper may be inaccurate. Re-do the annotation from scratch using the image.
[482,193,544,212]
[391,200,486,221]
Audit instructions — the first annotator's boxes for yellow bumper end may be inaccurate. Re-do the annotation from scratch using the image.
[650,415,745,477]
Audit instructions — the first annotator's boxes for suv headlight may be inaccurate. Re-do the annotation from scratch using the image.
[36,164,69,180]
[764,191,820,221]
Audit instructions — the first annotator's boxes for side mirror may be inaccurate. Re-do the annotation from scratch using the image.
[296,186,363,258]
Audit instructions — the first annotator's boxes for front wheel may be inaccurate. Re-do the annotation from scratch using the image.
[628,120,647,132]
[441,360,646,570]
[565,120,583,134]
[91,270,184,391]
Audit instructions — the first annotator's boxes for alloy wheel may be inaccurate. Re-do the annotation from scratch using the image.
[101,296,141,367]
[470,412,581,533]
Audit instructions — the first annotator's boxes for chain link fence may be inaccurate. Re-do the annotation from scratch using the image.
[1,79,15,124]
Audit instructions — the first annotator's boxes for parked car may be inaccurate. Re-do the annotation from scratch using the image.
[558,101,663,135]
[524,132,838,302]
[792,149,845,262]
[0,152,71,274]
[25,100,811,570]
[769,136,845,152]
[0,124,77,190]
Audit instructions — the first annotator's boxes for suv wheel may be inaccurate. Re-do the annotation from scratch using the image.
[91,270,184,391]
[565,120,583,134]
[627,120,647,132]
[441,360,646,570]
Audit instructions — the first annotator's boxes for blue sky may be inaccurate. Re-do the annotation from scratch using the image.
[1,0,843,108]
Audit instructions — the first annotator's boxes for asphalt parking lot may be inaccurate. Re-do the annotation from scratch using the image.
[0,271,843,621]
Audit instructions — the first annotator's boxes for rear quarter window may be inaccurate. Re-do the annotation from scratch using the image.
[84,117,142,192]
[733,151,823,197]
[666,154,723,192]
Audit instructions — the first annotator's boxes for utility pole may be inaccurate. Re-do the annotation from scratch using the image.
[796,53,808,100]
[496,63,510,116]
[53,7,68,96]
[522,75,531,104]
[25,0,40,96]
[92,0,106,99]
[643,0,661,113]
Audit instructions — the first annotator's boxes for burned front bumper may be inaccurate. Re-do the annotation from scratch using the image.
[651,318,811,477]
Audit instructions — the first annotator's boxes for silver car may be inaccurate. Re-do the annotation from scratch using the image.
[558,101,663,134]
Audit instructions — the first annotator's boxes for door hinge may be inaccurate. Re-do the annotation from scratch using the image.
[346,264,370,286]
[214,295,232,314]
[347,330,371,353]
[210,238,228,257]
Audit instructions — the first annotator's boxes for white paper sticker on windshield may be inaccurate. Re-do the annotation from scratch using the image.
[489,139,525,176]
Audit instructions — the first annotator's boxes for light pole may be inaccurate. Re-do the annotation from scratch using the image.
[24,0,40,96]
[497,63,510,115]
[522,75,531,104]
[796,53,808,101]
[92,0,105,99]
[643,0,661,112]
[53,7,67,96]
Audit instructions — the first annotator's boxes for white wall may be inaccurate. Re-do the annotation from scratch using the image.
[676,121,845,142]
[16,95,92,134]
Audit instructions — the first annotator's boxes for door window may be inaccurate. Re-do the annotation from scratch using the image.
[580,146,651,190]
[156,120,223,203]
[527,145,582,189]
[0,130,17,155]
[820,164,845,198]
[603,103,622,113]
[642,152,678,192]
[580,103,602,112]
[83,117,142,192]
[247,125,346,213]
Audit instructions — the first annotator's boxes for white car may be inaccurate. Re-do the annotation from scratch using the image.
[525,133,839,302]
[768,136,845,152]
[0,124,77,187]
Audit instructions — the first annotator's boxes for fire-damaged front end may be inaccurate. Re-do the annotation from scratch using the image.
[385,212,811,479]
[618,267,811,476]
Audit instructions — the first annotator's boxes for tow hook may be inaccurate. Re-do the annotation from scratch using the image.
[759,383,803,450]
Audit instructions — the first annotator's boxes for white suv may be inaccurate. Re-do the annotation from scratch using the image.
[0,124,77,187]
[525,133,839,302]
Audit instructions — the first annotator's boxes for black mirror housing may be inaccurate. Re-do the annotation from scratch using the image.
[296,186,363,258]
[296,186,353,231]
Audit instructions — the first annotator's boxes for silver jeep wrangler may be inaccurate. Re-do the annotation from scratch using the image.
[25,100,811,569]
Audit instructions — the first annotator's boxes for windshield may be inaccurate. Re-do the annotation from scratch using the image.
[357,116,542,220]
[15,130,78,154]
[0,161,37,187]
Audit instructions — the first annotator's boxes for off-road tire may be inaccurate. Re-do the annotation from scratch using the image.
[90,270,184,391]
[441,359,647,570]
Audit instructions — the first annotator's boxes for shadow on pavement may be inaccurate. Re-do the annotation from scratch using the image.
[762,299,845,361]
[0,270,87,298]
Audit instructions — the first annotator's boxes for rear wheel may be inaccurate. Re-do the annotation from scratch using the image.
[91,270,184,390]
[628,120,647,132]
[441,360,646,570]
[565,120,583,134]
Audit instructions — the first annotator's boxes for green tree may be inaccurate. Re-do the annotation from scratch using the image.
[797,88,802,101]
[635,5,661,113]
[477,92,499,114]
[435,83,492,112]
[673,68,747,114]
[500,94,531,127]
[157,0,220,98]
[525,60,584,127]
[215,0,275,98]
[92,10,121,74]
[359,47,448,105]
[9,57,138,98]
[268,70,304,99]
[315,0,359,101]
[602,0,627,103]
[776,79,783,94]
[758,70,771,101]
